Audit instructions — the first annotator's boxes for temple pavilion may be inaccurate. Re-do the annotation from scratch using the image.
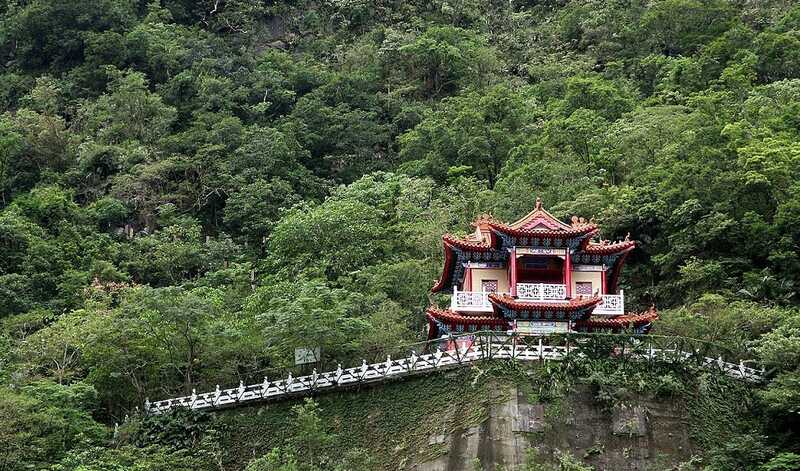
[426,198,657,338]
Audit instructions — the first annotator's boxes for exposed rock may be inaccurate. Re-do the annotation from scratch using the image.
[414,385,693,470]
[612,404,648,437]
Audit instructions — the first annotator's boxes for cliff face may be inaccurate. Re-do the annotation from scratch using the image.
[413,384,694,470]
[216,364,751,470]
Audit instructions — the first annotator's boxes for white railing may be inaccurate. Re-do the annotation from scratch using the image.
[451,287,494,311]
[593,291,625,315]
[516,283,567,301]
[145,333,764,415]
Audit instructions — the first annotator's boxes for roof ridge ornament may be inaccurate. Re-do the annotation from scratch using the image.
[570,215,589,228]
[472,213,495,228]
[535,196,542,209]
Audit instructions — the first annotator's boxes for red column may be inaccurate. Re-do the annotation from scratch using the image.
[564,249,572,299]
[510,248,518,296]
[601,266,607,295]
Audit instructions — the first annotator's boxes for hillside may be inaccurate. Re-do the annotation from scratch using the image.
[2,0,800,469]
[122,360,759,470]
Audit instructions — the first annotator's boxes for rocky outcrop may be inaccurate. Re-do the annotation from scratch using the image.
[412,385,693,471]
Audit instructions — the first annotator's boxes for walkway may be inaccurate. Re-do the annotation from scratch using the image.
[145,332,764,414]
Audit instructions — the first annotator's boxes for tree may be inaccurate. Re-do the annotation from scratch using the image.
[75,68,176,145]
[546,108,608,168]
[561,75,633,121]
[223,178,300,244]
[123,286,224,394]
[0,0,136,72]
[0,381,107,471]
[266,198,388,281]
[247,278,368,368]
[756,317,800,416]
[0,117,24,204]
[394,25,499,98]
[755,31,800,83]
[399,85,530,186]
[640,0,736,56]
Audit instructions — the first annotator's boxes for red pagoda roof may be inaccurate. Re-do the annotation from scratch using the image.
[431,244,457,293]
[574,308,659,330]
[488,222,599,240]
[488,197,599,240]
[431,197,638,293]
[426,307,509,328]
[582,238,636,255]
[442,233,493,251]
[508,197,573,231]
[488,294,602,311]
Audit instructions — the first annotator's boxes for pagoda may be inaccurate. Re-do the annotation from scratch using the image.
[426,198,657,338]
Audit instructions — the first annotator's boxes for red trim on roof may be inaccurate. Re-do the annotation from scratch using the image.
[431,244,456,293]
[583,240,636,255]
[471,214,496,230]
[442,233,493,251]
[508,197,573,231]
[488,294,602,311]
[574,308,659,329]
[426,307,510,328]
[488,222,599,240]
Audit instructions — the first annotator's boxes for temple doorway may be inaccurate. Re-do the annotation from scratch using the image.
[516,255,564,284]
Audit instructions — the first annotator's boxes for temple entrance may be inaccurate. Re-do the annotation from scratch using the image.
[516,255,564,284]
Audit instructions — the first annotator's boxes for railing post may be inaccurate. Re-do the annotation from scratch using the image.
[452,286,458,310]
[511,332,517,359]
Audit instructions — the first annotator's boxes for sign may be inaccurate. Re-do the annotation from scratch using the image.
[294,347,320,365]
[516,247,566,256]
[516,321,569,335]
[572,264,605,272]
[463,262,504,269]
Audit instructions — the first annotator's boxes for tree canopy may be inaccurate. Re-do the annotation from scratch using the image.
[2,0,800,469]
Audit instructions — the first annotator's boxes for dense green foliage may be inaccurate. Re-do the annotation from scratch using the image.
[3,0,800,468]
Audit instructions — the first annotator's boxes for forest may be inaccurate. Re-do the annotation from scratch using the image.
[1,0,800,469]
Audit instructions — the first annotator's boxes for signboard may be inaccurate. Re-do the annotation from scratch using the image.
[516,247,567,256]
[572,264,605,272]
[516,321,569,335]
[463,262,505,269]
[294,347,320,365]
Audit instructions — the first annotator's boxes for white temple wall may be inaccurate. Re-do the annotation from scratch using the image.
[469,268,510,293]
[571,271,603,295]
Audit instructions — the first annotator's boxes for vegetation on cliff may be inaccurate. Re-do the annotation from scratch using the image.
[2,0,800,469]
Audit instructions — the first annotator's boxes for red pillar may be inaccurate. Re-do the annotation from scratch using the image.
[601,266,607,295]
[510,247,517,297]
[564,249,572,299]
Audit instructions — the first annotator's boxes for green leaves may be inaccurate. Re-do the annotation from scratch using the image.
[399,85,529,186]
[394,26,499,99]
[75,68,177,146]
[248,278,368,368]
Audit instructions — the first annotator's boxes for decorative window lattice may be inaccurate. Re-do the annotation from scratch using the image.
[575,282,593,296]
[481,280,499,293]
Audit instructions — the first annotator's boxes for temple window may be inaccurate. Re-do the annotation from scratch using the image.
[575,282,593,296]
[481,280,498,293]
